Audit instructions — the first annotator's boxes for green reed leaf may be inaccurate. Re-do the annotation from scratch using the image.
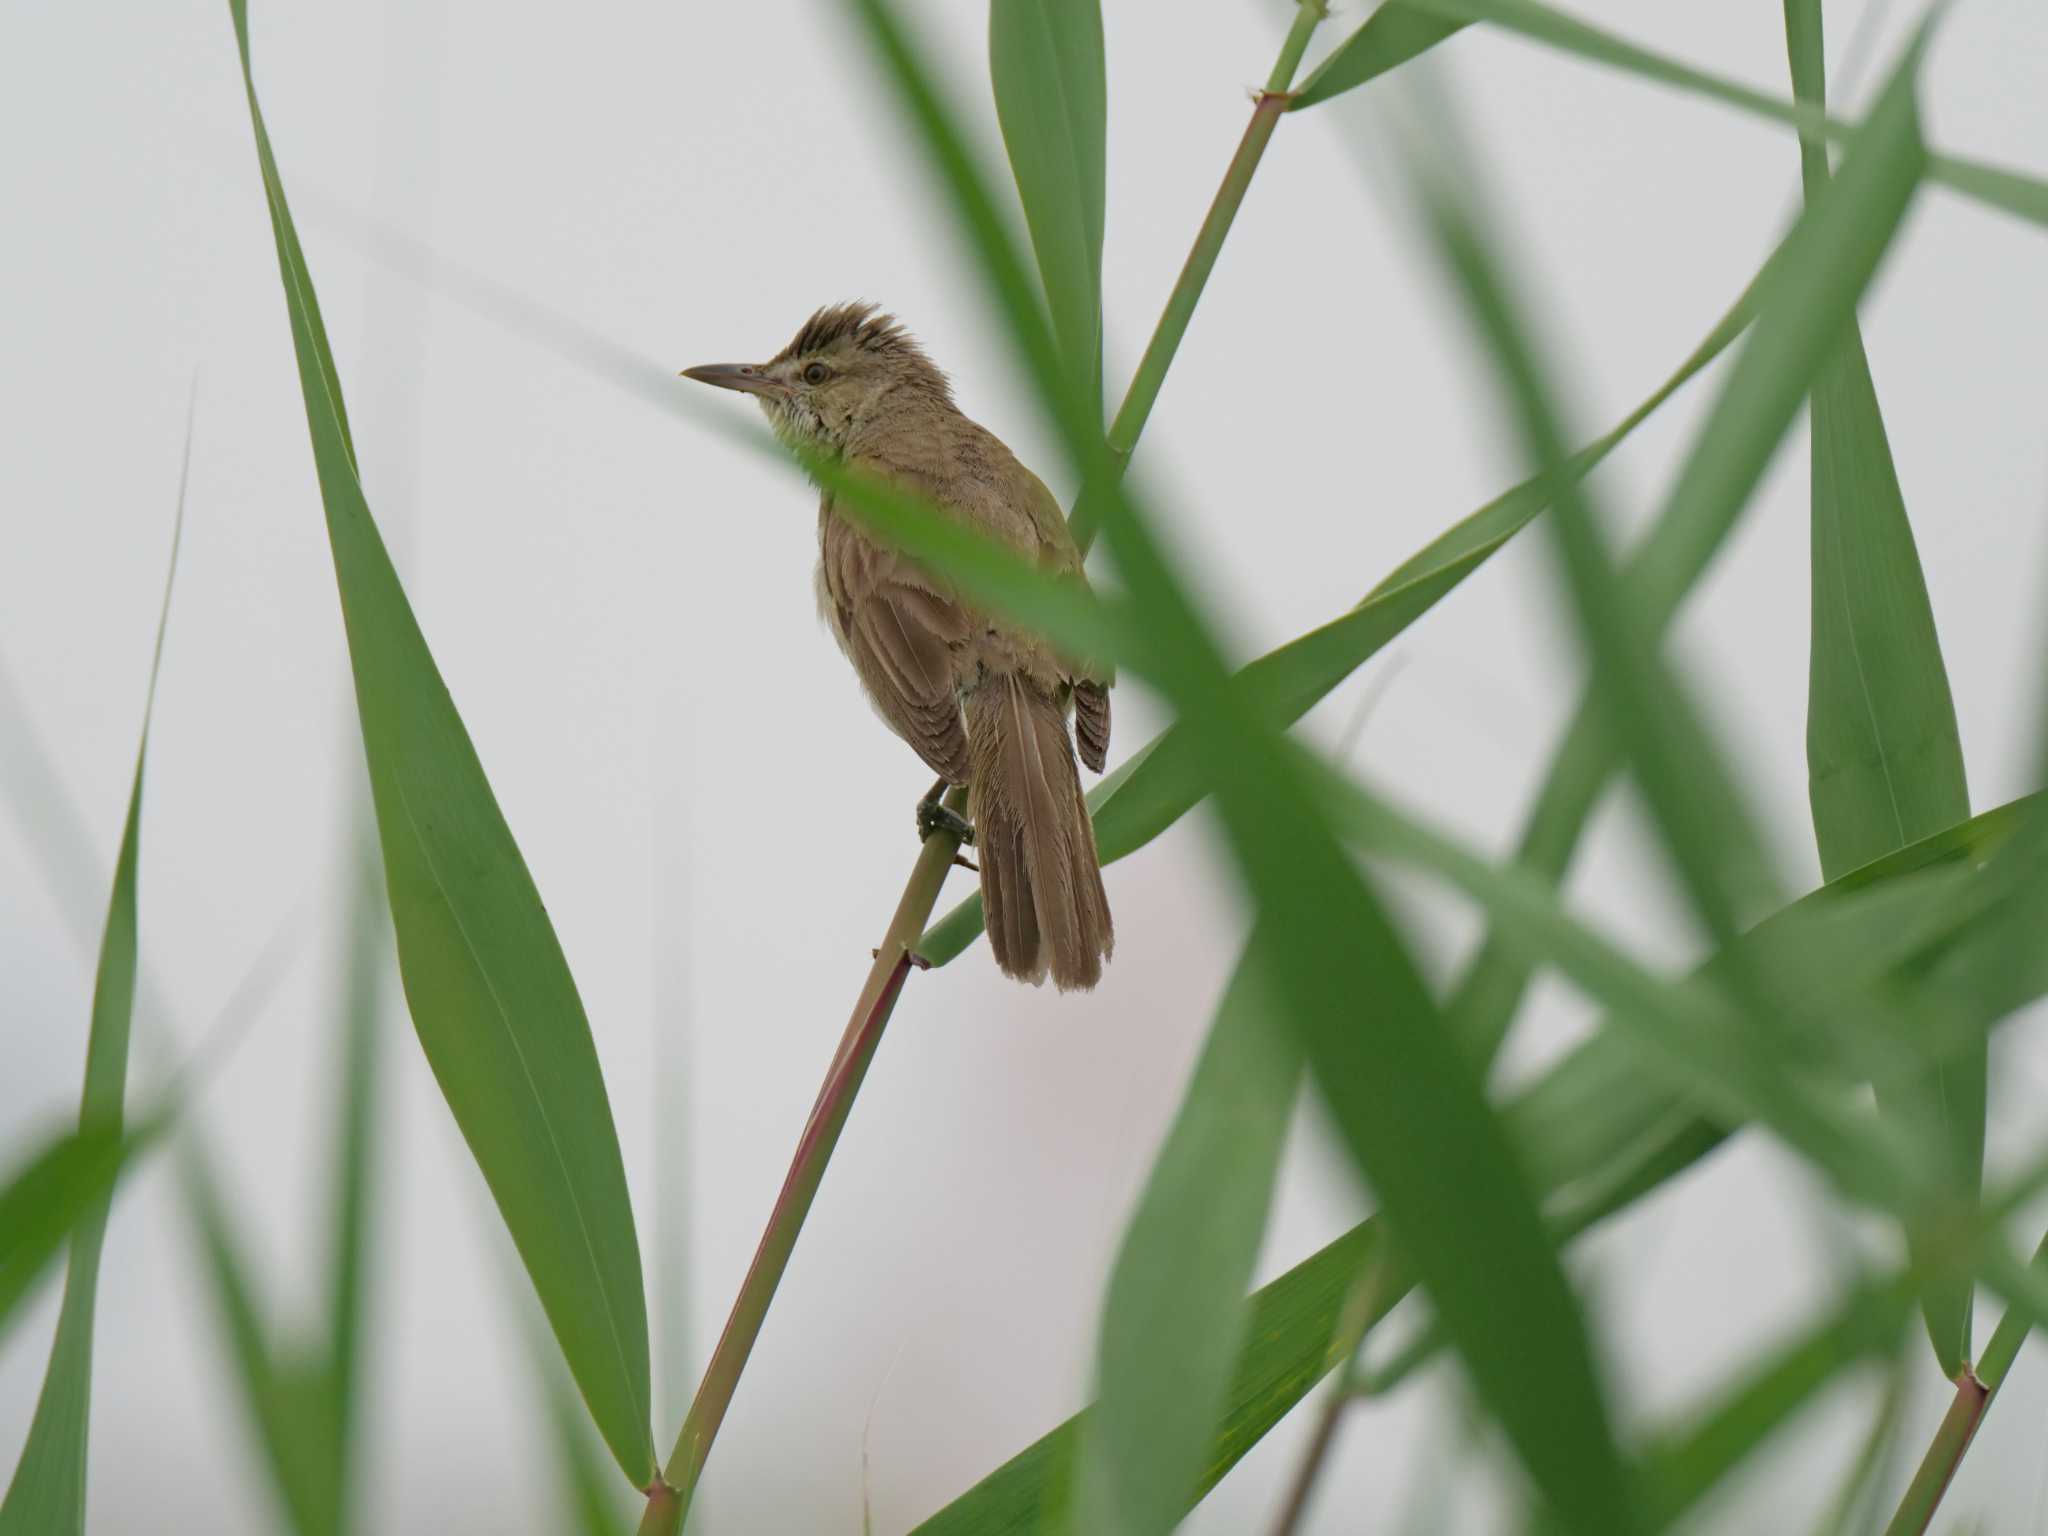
[1074,937,1300,1536]
[318,832,387,1533]
[1638,1279,1913,1529]
[1311,750,1931,1206]
[1292,3,1467,109]
[1288,0,2048,232]
[0,1129,137,1342]
[0,418,183,1536]
[1415,129,1786,945]
[180,1141,339,1536]
[223,0,655,1483]
[990,0,1107,430]
[518,1287,637,1536]
[1784,0,1978,1378]
[912,1222,1400,1536]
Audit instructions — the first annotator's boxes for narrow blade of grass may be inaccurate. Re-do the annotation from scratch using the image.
[519,1288,637,1536]
[1784,0,1978,1379]
[318,825,389,1534]
[0,1129,138,1341]
[1638,1279,1913,1530]
[1292,3,1469,109]
[912,1222,1398,1536]
[223,0,655,1483]
[0,427,184,1536]
[1073,936,1301,1536]
[1310,755,1926,1209]
[990,0,1106,430]
[1289,0,2048,231]
[180,1139,337,1536]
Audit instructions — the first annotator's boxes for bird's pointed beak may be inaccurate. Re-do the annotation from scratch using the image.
[679,362,787,398]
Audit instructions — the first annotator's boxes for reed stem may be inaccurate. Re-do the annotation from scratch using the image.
[1879,1227,2048,1536]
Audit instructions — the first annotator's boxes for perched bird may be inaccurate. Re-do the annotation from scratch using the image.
[683,302,1114,990]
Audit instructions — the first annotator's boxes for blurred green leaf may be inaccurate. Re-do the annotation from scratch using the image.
[844,3,1635,1524]
[918,228,1783,968]
[1292,3,1467,109]
[542,1364,636,1536]
[180,1141,339,1536]
[1288,0,2048,231]
[0,429,182,1536]
[319,827,388,1532]
[990,0,1106,429]
[516,1280,636,1536]
[1309,757,1913,1204]
[180,840,386,1536]
[1808,1349,1910,1536]
[1512,792,2040,1199]
[224,0,655,1484]
[0,1129,136,1340]
[913,1223,1401,1536]
[1784,0,1978,1379]
[1415,151,1787,948]
[1075,937,1300,1536]
[1639,1279,1913,1529]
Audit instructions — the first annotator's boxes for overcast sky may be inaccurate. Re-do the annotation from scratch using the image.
[4,0,2046,1531]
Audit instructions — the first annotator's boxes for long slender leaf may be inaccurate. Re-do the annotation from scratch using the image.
[175,841,386,1536]
[516,1283,636,1536]
[223,0,654,1483]
[1291,0,2048,232]
[0,1129,138,1341]
[1292,3,1468,109]
[914,1222,1399,1536]
[1784,0,1979,1379]
[990,0,1107,430]
[842,3,1636,1525]
[1638,1279,1913,1530]
[320,825,388,1533]
[180,1141,337,1536]
[0,429,183,1536]
[1310,754,1939,1209]
[1074,937,1300,1536]
[1414,140,1786,948]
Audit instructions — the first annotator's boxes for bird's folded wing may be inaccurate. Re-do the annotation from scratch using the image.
[846,576,973,783]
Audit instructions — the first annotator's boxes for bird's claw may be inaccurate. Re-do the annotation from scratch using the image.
[917,799,976,847]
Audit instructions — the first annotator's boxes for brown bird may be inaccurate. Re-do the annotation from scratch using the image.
[683,303,1114,990]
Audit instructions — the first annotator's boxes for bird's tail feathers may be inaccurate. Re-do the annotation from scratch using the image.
[967,672,1113,991]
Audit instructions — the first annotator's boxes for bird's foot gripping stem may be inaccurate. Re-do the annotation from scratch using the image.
[916,777,975,848]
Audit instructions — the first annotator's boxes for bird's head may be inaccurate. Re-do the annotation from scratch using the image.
[681,302,951,456]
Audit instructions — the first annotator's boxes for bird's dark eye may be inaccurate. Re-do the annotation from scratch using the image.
[803,362,829,385]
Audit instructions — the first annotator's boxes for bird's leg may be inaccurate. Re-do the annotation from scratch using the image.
[915,776,976,848]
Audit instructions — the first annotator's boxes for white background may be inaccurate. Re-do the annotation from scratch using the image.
[3,0,2045,1530]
